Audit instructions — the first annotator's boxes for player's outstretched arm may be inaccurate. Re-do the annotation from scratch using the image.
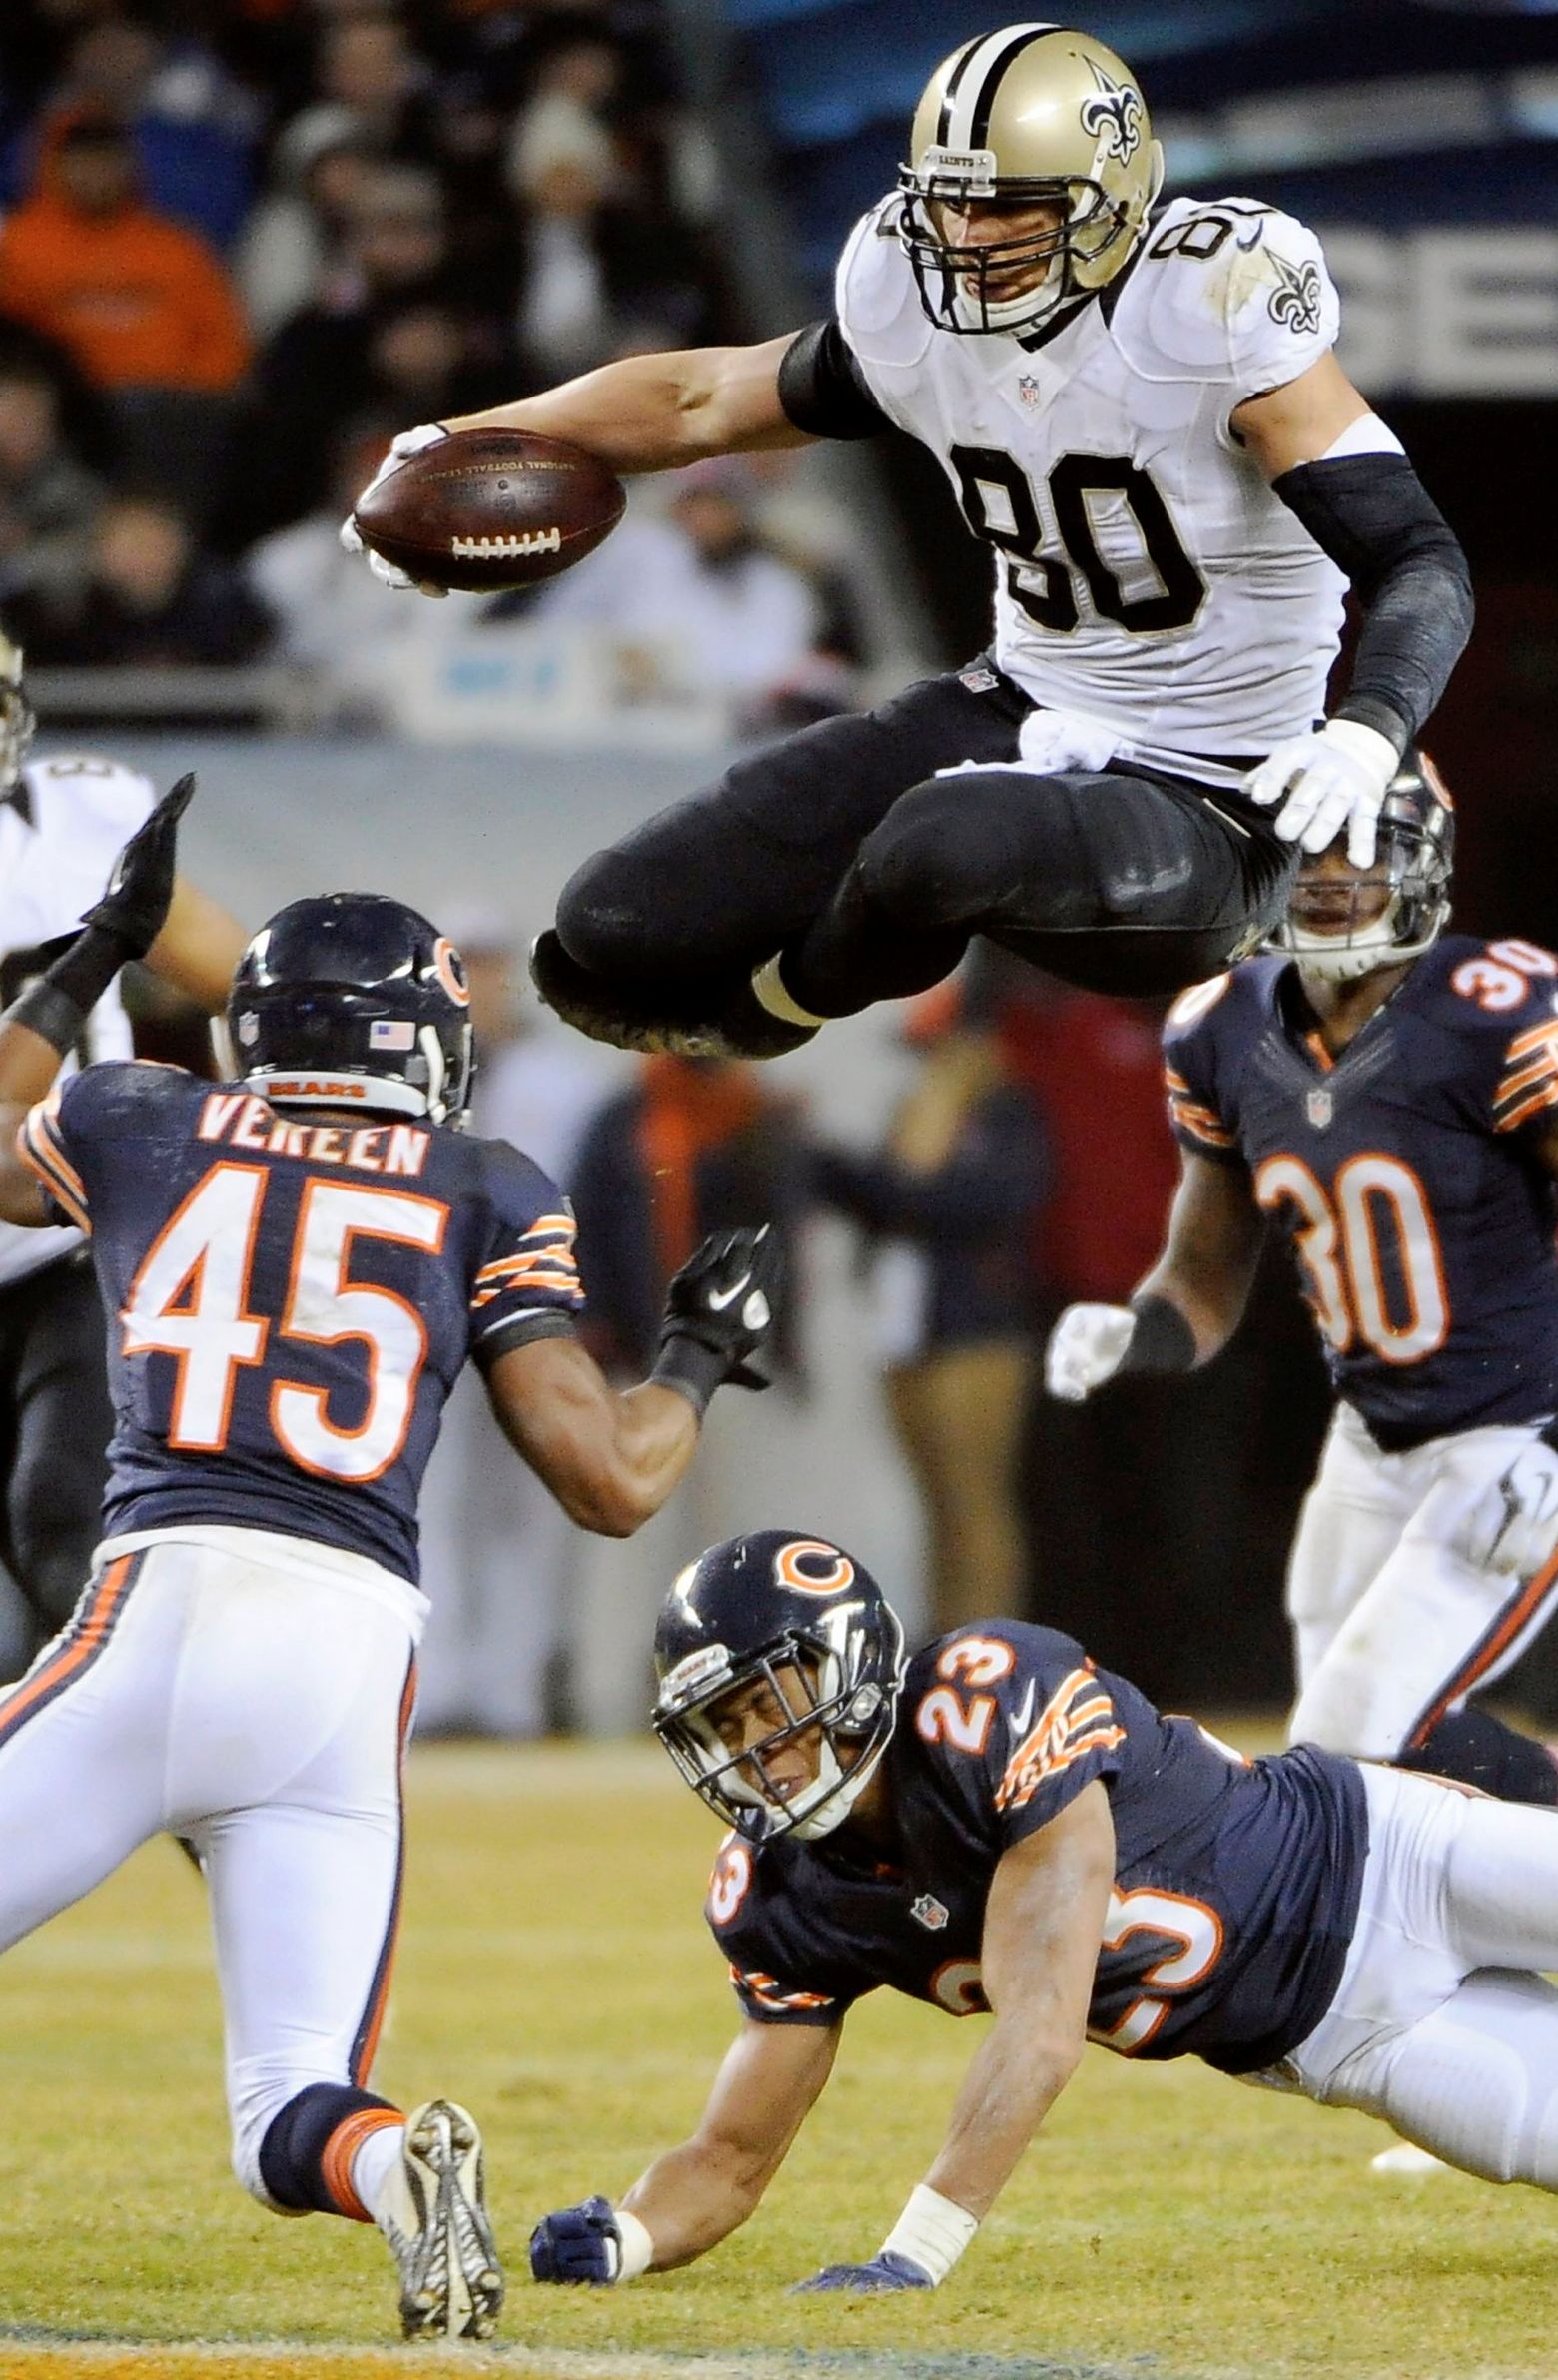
[531,2018,841,2285]
[0,772,195,1223]
[485,1225,780,1534]
[795,1784,1116,2295]
[1233,353,1473,866]
[1045,1151,1261,1402]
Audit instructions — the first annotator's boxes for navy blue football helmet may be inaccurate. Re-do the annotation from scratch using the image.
[227,893,474,1125]
[652,1530,906,1844]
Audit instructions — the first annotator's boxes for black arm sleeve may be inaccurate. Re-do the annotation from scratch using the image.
[776,319,891,441]
[1273,453,1473,754]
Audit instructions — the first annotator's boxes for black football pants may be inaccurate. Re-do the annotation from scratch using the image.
[0,1252,113,1644]
[555,663,1294,1012]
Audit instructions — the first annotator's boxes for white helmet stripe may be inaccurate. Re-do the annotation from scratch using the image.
[942,23,1062,151]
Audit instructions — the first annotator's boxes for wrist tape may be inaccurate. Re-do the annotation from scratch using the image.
[614,2207,654,2281]
[878,2184,978,2285]
[1121,1293,1196,1376]
[650,1333,727,1418]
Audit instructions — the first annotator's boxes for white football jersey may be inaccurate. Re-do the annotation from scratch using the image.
[0,750,154,1289]
[837,194,1349,785]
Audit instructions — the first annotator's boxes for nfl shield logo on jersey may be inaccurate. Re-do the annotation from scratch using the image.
[1306,1086,1334,1131]
[911,1893,949,1932]
[1018,375,1041,408]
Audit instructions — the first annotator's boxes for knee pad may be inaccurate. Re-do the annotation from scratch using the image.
[856,775,1072,932]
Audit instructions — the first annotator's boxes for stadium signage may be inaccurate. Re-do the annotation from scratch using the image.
[1324,229,1558,396]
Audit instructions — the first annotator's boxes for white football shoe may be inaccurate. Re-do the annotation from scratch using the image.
[378,2099,504,2340]
[1370,2142,1448,2177]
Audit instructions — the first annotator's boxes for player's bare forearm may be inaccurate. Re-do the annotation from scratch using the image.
[0,1024,66,1224]
[620,2019,840,2269]
[485,1336,700,1534]
[1135,1152,1264,1362]
[442,338,812,475]
[145,876,249,1014]
[923,1787,1115,2219]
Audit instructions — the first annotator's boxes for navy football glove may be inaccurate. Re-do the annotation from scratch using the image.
[790,2251,934,2294]
[529,2195,623,2285]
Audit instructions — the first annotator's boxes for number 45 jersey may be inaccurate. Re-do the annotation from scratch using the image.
[707,1622,1367,2075]
[18,1060,586,1583]
[836,195,1345,785]
[1164,936,1558,1449]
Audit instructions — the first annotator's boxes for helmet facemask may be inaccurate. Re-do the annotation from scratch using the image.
[655,1613,902,1845]
[1269,762,1454,984]
[897,27,1163,340]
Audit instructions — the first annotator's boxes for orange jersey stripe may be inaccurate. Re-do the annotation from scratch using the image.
[1409,1548,1558,1747]
[0,1557,134,1746]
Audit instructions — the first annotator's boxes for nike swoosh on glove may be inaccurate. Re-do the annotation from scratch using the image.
[790,2252,934,2294]
[529,2196,623,2285]
[1243,720,1399,866]
[339,423,452,594]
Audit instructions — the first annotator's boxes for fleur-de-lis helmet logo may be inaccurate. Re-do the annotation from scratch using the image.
[1080,57,1143,164]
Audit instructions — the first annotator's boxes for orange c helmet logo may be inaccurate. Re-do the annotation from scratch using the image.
[432,938,470,1007]
[774,1539,855,1595]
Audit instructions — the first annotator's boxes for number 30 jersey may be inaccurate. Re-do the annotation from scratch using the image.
[706,1622,1366,2075]
[835,195,1345,786]
[18,1061,586,1583]
[1164,937,1558,1448]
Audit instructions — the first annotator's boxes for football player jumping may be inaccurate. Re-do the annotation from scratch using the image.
[345,23,1471,1061]
[1045,756,1558,1819]
[0,786,779,2340]
[531,1532,1558,2293]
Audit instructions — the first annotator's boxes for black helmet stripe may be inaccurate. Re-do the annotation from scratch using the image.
[942,23,1063,152]
[935,32,995,146]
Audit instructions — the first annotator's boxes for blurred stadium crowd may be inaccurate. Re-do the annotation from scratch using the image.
[0,0,866,734]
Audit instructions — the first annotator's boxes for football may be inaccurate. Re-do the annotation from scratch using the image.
[352,428,627,593]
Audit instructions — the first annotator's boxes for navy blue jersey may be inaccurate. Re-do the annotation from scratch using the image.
[706,1623,1366,2076]
[18,1062,585,1582]
[1164,936,1558,1449]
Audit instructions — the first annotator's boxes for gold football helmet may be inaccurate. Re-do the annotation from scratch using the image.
[898,23,1164,336]
[0,630,34,790]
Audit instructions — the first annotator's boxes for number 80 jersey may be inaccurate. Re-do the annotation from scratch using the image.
[18,1061,586,1583]
[835,194,1345,785]
[1164,938,1558,1449]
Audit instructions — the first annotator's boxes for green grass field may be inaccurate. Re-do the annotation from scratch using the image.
[0,1736,1552,2380]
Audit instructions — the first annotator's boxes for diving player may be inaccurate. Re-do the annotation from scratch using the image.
[1045,756,1558,1811]
[0,631,249,1649]
[529,1531,1558,2293]
[344,23,1470,1061]
[0,786,779,2340]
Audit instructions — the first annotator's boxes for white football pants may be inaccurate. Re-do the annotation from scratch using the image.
[1283,1763,1558,2184]
[0,1525,422,2204]
[1285,1404,1558,1759]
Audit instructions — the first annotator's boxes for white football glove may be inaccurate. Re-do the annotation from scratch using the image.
[1454,1441,1558,1579]
[1242,719,1399,867]
[339,421,451,594]
[1045,1303,1138,1403]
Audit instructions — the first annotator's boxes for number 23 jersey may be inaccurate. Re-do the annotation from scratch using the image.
[18,1060,586,1583]
[1164,937,1558,1448]
[835,195,1345,783]
[707,1622,1366,2076]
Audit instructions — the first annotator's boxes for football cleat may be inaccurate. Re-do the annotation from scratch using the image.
[378,2099,503,2341]
[529,930,812,1060]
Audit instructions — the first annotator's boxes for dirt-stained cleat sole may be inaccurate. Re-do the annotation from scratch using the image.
[528,930,761,1059]
[380,2099,504,2341]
